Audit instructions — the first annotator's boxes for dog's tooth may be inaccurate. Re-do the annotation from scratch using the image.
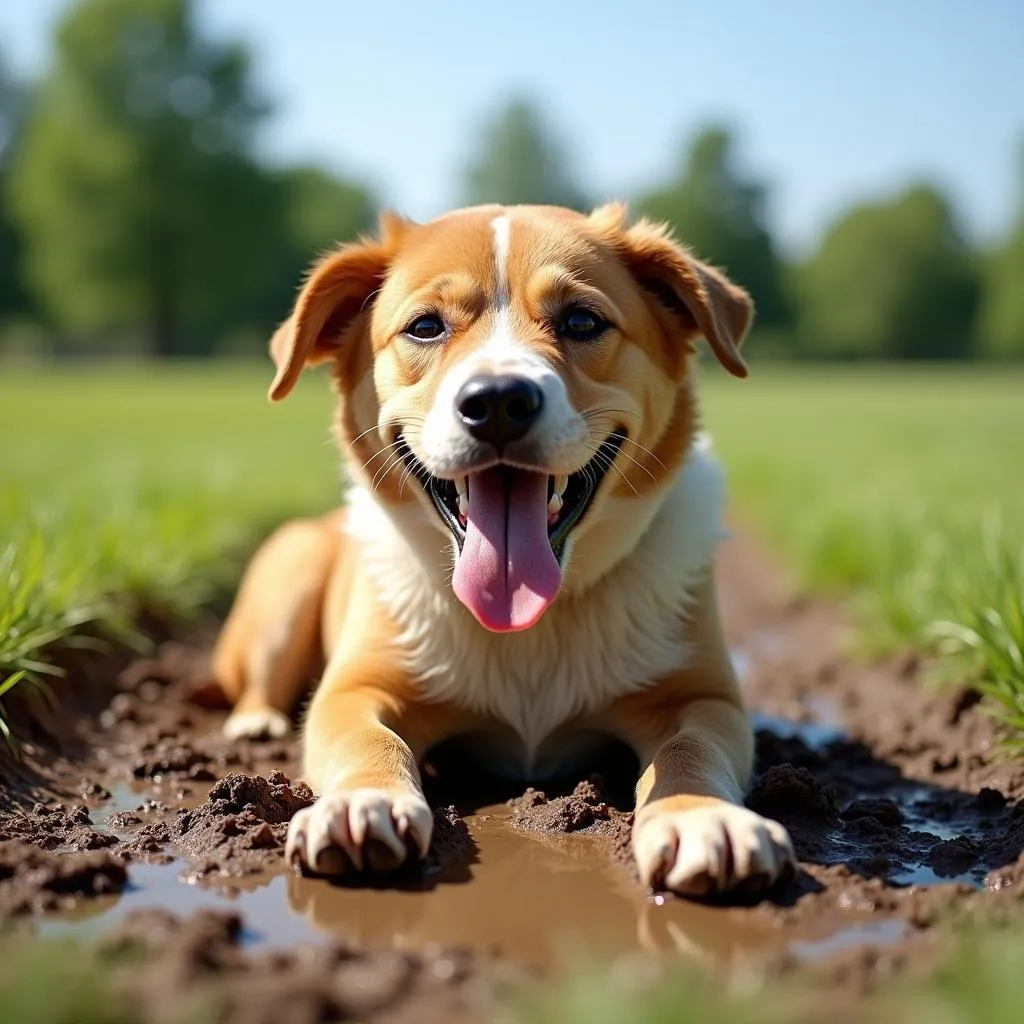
[554,475,569,498]
[456,477,468,518]
[547,492,563,517]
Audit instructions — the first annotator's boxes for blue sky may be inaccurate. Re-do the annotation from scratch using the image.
[3,0,1022,255]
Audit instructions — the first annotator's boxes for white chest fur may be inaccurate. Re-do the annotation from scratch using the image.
[343,438,727,760]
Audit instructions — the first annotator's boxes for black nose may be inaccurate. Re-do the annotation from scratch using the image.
[455,374,544,448]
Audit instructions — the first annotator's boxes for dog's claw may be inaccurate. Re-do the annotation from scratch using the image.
[633,803,795,896]
[285,787,433,876]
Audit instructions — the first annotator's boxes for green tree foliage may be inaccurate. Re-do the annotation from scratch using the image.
[0,52,33,323]
[798,184,980,359]
[635,127,790,329]
[975,142,1024,358]
[461,97,589,211]
[259,166,376,332]
[8,0,281,355]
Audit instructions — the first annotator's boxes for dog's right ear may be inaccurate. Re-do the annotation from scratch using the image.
[268,212,412,401]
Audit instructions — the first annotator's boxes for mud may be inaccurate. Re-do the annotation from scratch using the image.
[4,524,1024,1020]
[0,801,119,852]
[171,771,314,880]
[100,908,522,1024]
[507,777,621,834]
[0,840,127,915]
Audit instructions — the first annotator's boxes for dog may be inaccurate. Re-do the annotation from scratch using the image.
[211,201,795,896]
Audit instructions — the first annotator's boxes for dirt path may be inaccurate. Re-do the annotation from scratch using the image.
[3,526,1024,1021]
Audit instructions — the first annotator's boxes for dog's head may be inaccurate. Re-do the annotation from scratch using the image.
[269,202,752,633]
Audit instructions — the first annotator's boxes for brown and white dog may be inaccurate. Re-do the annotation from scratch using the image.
[212,202,795,897]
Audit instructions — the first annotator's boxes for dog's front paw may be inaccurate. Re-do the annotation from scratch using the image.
[285,787,433,876]
[633,798,794,897]
[223,706,291,741]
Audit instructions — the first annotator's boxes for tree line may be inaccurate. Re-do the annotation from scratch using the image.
[1,0,1022,361]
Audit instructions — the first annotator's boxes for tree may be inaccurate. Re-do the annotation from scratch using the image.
[797,185,979,359]
[8,0,276,356]
[248,166,376,349]
[460,97,589,210]
[0,52,33,324]
[635,127,790,330]
[975,141,1024,358]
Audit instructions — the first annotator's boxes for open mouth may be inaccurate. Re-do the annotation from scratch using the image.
[399,429,627,561]
[398,429,627,633]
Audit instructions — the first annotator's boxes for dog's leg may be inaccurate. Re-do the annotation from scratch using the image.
[214,512,342,740]
[285,665,463,875]
[609,572,796,896]
[631,697,793,895]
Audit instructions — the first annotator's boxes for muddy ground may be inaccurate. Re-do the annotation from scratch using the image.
[3,525,1024,1022]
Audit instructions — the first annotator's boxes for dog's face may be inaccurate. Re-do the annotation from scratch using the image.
[269,203,752,633]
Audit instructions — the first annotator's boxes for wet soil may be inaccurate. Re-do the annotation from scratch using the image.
[4,524,1024,1020]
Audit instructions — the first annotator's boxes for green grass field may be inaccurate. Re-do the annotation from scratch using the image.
[1,362,1022,740]
[515,923,1024,1024]
[0,363,336,740]
[703,365,1024,737]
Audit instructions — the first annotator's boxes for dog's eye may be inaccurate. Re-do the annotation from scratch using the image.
[557,306,609,342]
[405,314,446,341]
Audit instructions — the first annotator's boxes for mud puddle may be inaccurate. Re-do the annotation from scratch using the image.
[36,788,900,972]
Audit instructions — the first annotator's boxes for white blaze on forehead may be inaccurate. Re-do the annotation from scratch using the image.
[481,213,540,369]
[491,215,511,308]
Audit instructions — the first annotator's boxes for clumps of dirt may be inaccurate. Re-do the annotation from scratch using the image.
[107,810,143,829]
[747,764,840,826]
[748,729,996,883]
[0,801,119,852]
[927,836,980,877]
[423,805,475,876]
[117,640,214,696]
[746,763,841,863]
[171,771,313,880]
[507,777,623,835]
[986,849,1024,891]
[842,799,903,827]
[100,907,524,1024]
[131,739,219,781]
[120,821,175,863]
[80,780,112,801]
[0,840,127,915]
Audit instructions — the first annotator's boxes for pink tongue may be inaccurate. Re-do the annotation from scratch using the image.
[452,469,562,632]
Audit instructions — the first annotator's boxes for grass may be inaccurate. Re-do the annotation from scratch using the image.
[514,924,1024,1024]
[0,938,134,1024]
[702,364,1024,734]
[0,933,217,1024]
[0,363,338,741]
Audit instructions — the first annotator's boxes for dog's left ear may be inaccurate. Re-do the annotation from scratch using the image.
[593,206,753,378]
[268,212,412,401]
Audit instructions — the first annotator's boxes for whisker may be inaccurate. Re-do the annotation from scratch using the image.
[584,443,638,496]
[357,439,407,475]
[609,445,658,483]
[397,463,418,497]
[617,436,666,471]
[359,438,405,463]
[582,407,646,427]
[371,449,409,492]
[346,417,424,448]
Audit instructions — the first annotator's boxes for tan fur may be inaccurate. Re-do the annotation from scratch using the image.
[211,202,794,895]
